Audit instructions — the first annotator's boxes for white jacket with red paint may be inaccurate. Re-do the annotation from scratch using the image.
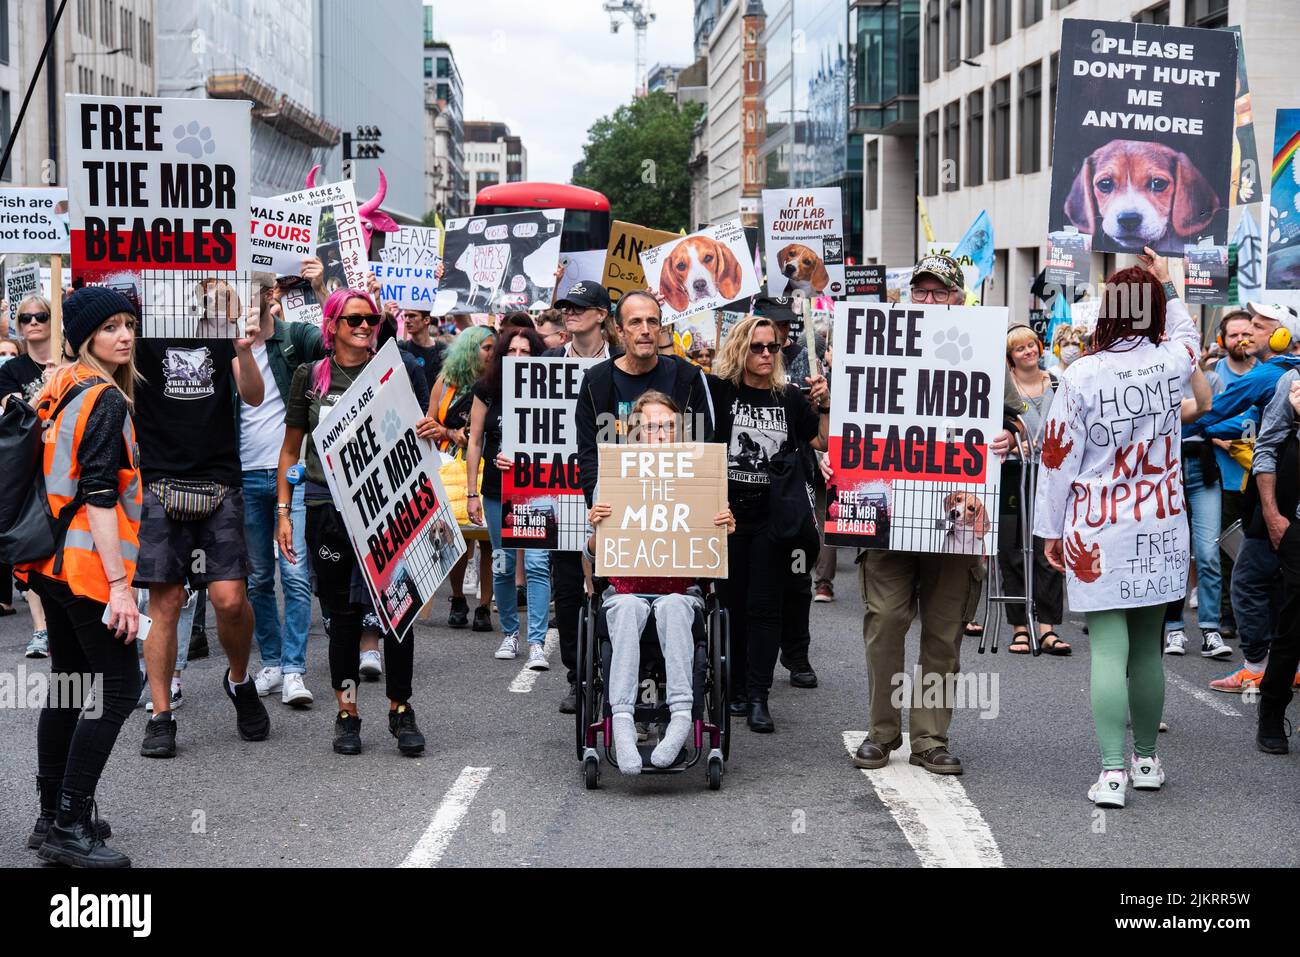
[1032,296,1199,611]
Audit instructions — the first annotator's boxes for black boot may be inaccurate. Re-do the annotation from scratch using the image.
[388,703,426,756]
[28,776,113,850]
[1257,702,1290,755]
[37,791,130,868]
[333,711,362,755]
[747,695,775,733]
[471,605,493,632]
[448,595,470,629]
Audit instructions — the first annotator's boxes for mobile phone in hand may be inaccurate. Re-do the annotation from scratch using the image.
[102,604,152,641]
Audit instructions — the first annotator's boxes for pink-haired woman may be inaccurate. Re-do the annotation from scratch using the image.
[274,289,437,756]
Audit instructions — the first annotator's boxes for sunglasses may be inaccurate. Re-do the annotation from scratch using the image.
[18,312,51,325]
[748,342,782,355]
[340,313,382,329]
[558,305,590,317]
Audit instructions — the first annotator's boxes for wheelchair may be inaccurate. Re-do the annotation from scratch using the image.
[575,582,731,790]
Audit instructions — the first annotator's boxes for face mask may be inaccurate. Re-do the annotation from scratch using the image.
[1058,345,1081,366]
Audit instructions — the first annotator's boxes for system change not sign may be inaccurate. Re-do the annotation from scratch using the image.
[66,96,251,279]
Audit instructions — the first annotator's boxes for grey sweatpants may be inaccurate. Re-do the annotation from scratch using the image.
[604,590,701,716]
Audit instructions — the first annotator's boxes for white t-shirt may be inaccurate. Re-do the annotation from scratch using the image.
[239,343,287,471]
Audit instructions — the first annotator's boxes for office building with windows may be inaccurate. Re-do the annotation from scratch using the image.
[915,0,1291,322]
[424,4,467,218]
[464,120,526,207]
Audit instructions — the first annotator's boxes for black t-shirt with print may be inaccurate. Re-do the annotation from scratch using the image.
[611,359,677,438]
[727,383,819,520]
[134,339,240,486]
[471,379,505,499]
[402,340,445,395]
[0,353,44,405]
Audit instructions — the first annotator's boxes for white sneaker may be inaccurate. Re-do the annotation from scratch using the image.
[526,643,549,671]
[254,666,284,697]
[1200,631,1232,659]
[359,649,383,678]
[494,633,519,659]
[1188,590,1198,610]
[1087,770,1128,808]
[281,672,314,707]
[145,683,183,713]
[1163,629,1187,655]
[1130,753,1166,791]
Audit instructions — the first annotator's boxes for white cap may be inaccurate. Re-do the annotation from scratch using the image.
[1248,302,1300,347]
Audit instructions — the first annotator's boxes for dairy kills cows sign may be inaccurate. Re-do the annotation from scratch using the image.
[66,97,250,280]
[826,303,1005,555]
[501,356,598,551]
[314,341,466,640]
[1049,20,1236,255]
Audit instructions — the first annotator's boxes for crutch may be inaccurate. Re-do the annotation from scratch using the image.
[978,417,1041,655]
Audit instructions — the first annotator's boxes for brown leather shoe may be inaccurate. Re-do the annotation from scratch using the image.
[909,746,963,775]
[852,735,902,769]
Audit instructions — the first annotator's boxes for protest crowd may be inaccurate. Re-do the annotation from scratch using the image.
[2,15,1299,869]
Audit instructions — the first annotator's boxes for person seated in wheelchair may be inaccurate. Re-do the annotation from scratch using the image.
[584,391,735,774]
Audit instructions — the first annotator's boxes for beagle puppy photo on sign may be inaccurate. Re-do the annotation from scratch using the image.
[1064,139,1222,254]
[775,243,830,298]
[640,220,760,321]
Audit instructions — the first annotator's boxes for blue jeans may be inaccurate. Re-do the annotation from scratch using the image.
[483,496,551,645]
[1231,536,1282,665]
[243,469,312,674]
[1176,456,1222,631]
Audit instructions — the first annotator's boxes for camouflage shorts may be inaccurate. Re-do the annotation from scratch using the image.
[132,485,252,588]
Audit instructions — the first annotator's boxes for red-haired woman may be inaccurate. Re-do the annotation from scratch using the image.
[275,289,436,756]
[1034,249,1200,809]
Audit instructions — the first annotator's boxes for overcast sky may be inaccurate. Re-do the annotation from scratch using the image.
[434,1,697,183]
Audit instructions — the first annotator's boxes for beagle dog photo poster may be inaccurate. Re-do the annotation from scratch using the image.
[761,187,846,299]
[639,219,761,324]
[1048,20,1237,256]
[439,208,564,314]
[825,302,1006,556]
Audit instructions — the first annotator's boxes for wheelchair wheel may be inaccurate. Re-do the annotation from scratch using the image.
[575,607,588,760]
[713,608,732,762]
[583,754,600,790]
[706,755,723,791]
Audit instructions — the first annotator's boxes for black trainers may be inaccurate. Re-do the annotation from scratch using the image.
[448,595,470,629]
[471,605,493,632]
[389,703,426,756]
[37,793,130,868]
[516,585,527,609]
[222,670,271,742]
[187,627,210,661]
[559,683,577,714]
[28,777,110,850]
[140,712,177,758]
[333,711,362,755]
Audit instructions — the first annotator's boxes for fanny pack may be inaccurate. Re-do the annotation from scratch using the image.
[149,479,227,522]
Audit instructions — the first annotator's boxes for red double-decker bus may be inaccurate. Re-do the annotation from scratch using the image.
[473,182,611,252]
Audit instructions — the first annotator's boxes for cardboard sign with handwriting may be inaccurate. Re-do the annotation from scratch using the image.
[594,442,728,578]
[603,220,678,302]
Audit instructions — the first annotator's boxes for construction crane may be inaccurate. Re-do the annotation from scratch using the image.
[604,0,655,96]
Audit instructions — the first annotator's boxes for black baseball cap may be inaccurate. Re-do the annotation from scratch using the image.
[554,281,611,312]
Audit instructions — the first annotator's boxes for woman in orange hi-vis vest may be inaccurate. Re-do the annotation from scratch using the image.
[16,286,143,869]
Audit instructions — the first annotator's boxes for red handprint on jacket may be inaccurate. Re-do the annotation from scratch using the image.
[1040,420,1074,470]
[1064,531,1101,583]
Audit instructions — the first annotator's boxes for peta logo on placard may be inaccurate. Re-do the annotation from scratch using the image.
[49,887,152,937]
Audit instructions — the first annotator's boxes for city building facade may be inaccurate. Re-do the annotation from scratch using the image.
[424,4,467,218]
[464,120,526,207]
[4,0,158,188]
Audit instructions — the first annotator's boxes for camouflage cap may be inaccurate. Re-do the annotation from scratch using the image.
[911,253,964,291]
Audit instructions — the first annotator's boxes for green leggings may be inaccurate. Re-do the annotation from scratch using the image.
[1085,606,1166,771]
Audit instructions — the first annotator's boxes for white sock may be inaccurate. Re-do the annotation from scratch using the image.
[1247,656,1267,674]
[651,712,692,768]
[170,677,182,694]
[611,714,641,775]
[227,674,249,695]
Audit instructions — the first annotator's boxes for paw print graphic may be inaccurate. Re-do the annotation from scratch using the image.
[174,121,216,159]
[381,408,402,444]
[933,327,973,365]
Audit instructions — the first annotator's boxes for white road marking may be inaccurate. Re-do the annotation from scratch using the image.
[400,766,491,868]
[1167,673,1242,717]
[508,628,559,693]
[842,731,1004,868]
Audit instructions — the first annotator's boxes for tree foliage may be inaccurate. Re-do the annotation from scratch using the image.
[573,91,703,232]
